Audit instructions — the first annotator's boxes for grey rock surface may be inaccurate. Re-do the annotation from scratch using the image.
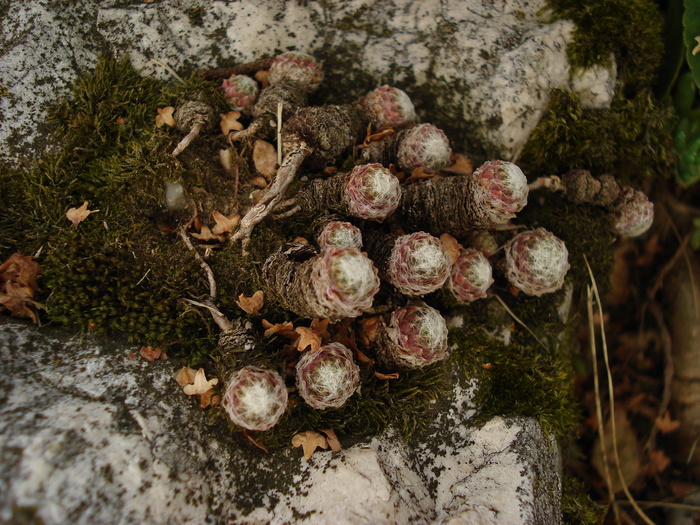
[0,317,562,524]
[0,0,615,163]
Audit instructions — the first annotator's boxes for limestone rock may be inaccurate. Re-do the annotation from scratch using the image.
[0,317,562,524]
[0,0,615,163]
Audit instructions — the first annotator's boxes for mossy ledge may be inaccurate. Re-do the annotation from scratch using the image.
[0,58,607,523]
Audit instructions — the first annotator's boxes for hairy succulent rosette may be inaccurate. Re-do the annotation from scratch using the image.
[363,85,416,129]
[317,221,363,250]
[295,343,360,410]
[382,303,449,369]
[504,228,570,296]
[448,248,494,303]
[269,52,324,92]
[471,160,528,224]
[311,247,380,319]
[345,163,401,220]
[388,232,451,296]
[397,124,452,173]
[222,366,288,431]
[222,74,259,110]
[611,187,654,237]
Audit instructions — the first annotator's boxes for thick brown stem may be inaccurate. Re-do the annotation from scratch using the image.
[197,57,276,80]
[231,145,310,251]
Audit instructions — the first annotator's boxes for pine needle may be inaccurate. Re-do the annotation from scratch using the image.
[585,255,655,525]
[277,101,283,166]
[492,294,547,349]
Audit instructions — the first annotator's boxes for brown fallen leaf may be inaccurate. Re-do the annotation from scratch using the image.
[320,429,342,452]
[155,106,176,128]
[358,316,380,346]
[140,345,167,362]
[254,70,270,88]
[354,347,375,365]
[655,411,681,434]
[250,176,269,188]
[0,252,44,324]
[445,153,474,175]
[649,449,671,474]
[174,366,197,387]
[440,234,463,265]
[262,319,296,338]
[374,371,400,380]
[199,390,220,409]
[221,111,244,134]
[403,166,434,184]
[211,210,240,235]
[295,326,322,352]
[66,201,99,228]
[292,430,329,459]
[237,290,264,315]
[310,318,331,342]
[183,368,219,395]
[189,225,217,242]
[253,140,278,180]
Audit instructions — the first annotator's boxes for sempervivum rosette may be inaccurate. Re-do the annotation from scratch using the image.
[396,123,452,173]
[504,228,570,296]
[222,74,259,111]
[222,366,288,431]
[317,220,363,250]
[344,163,402,220]
[470,160,529,225]
[447,248,494,303]
[611,187,654,237]
[375,303,449,370]
[386,232,452,296]
[362,85,416,130]
[263,244,380,321]
[295,343,360,410]
[268,52,324,92]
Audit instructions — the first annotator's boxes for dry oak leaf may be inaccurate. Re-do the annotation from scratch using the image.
[262,319,296,338]
[211,210,240,235]
[253,140,278,180]
[320,429,342,452]
[237,290,264,315]
[221,111,244,135]
[189,225,217,242]
[292,430,329,459]
[183,368,219,395]
[0,252,41,291]
[445,153,474,176]
[655,411,681,434]
[440,234,463,265]
[155,106,176,128]
[174,366,197,387]
[374,371,400,380]
[139,345,167,362]
[310,318,331,342]
[66,201,99,228]
[295,326,322,352]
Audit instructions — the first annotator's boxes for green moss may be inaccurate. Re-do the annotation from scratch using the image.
[562,475,603,524]
[545,0,664,89]
[519,89,676,182]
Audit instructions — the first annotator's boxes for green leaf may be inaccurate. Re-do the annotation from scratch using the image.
[684,0,700,86]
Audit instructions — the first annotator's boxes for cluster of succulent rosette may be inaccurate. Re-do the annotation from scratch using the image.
[204,52,655,433]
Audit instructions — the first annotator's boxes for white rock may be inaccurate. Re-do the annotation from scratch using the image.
[0,318,562,524]
[0,0,616,163]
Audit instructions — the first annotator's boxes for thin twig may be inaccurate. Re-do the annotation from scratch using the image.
[587,284,618,522]
[178,226,217,300]
[492,294,547,349]
[277,102,283,166]
[173,122,204,157]
[585,256,655,525]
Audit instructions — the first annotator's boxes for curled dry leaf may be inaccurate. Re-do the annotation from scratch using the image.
[251,176,269,188]
[140,345,167,362]
[254,70,270,88]
[310,318,331,341]
[292,430,329,459]
[446,153,474,175]
[374,371,400,380]
[189,225,217,241]
[221,111,244,135]
[295,326,322,352]
[262,319,296,338]
[199,390,220,409]
[358,316,380,346]
[183,368,219,395]
[354,347,375,365]
[66,201,99,228]
[174,366,197,387]
[320,429,342,452]
[156,106,176,128]
[253,140,278,180]
[0,252,44,324]
[439,233,463,265]
[655,411,681,434]
[211,210,240,235]
[236,290,264,315]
